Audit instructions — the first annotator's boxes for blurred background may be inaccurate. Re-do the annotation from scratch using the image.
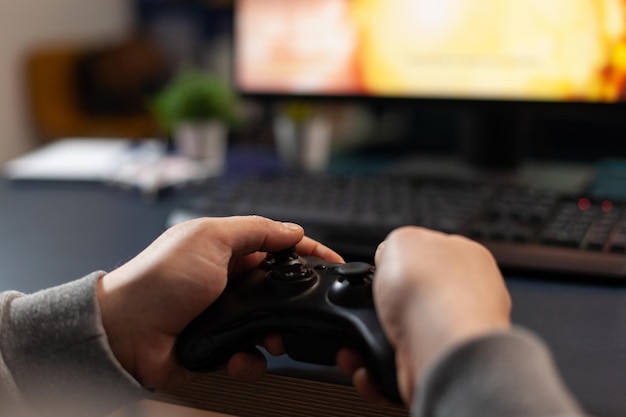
[2,0,626,168]
[0,0,244,164]
[1,0,128,162]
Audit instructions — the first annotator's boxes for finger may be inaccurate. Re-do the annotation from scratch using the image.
[231,234,344,276]
[260,333,285,356]
[226,349,268,383]
[296,236,344,262]
[374,240,387,266]
[336,347,364,374]
[166,369,199,388]
[203,216,306,257]
[352,368,389,405]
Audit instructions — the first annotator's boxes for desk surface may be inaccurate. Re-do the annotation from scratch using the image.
[1,177,625,417]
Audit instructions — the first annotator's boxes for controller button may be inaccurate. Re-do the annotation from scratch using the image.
[336,262,374,284]
[270,264,314,281]
[327,279,374,308]
[265,264,319,296]
[328,263,375,308]
[262,246,305,269]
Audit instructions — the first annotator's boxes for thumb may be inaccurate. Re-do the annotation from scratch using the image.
[203,215,305,257]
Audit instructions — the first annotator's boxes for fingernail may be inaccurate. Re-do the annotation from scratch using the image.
[282,222,302,232]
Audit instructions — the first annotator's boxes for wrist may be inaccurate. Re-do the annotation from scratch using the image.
[396,301,511,403]
[96,273,137,381]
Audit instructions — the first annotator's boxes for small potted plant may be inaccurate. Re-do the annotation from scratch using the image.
[151,68,240,172]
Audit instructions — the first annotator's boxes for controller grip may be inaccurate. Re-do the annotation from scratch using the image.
[177,323,260,371]
[177,320,402,404]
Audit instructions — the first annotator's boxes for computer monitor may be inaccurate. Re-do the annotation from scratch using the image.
[233,0,626,167]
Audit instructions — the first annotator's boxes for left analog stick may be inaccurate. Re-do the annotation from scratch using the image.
[265,264,318,296]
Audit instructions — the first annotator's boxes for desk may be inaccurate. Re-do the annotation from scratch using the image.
[1,177,625,417]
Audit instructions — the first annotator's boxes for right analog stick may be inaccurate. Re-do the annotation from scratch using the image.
[328,262,375,308]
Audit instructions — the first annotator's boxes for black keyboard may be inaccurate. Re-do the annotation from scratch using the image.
[167,174,626,282]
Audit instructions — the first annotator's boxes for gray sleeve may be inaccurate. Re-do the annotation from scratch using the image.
[0,272,149,417]
[411,328,586,417]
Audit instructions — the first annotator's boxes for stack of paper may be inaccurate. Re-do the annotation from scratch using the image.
[3,138,219,194]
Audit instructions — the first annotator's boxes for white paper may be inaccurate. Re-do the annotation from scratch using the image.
[3,138,220,194]
[3,138,132,181]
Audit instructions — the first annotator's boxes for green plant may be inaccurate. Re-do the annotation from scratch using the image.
[150,69,239,134]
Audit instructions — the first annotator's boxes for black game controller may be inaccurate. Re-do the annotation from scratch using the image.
[175,247,401,403]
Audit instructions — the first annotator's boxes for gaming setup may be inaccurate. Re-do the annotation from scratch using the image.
[169,0,626,410]
[170,0,626,279]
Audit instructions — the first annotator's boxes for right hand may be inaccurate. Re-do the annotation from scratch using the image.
[340,226,512,405]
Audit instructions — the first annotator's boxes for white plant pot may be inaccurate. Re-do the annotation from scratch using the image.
[175,121,227,174]
[273,114,332,173]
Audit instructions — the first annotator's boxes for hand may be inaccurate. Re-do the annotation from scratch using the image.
[96,215,343,389]
[343,227,511,405]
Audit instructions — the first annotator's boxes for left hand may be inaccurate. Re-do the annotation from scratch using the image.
[338,226,511,406]
[96,215,343,389]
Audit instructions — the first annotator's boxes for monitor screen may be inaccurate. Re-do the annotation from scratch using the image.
[235,0,626,104]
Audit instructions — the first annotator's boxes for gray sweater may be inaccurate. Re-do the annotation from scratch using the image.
[0,272,586,417]
[0,272,147,417]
